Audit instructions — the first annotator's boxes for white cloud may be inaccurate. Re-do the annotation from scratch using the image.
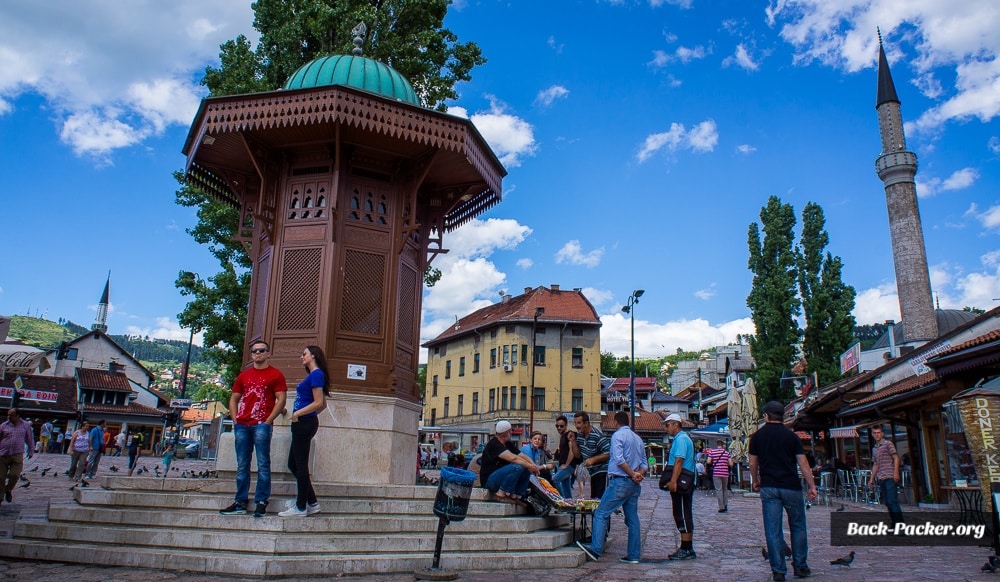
[637,119,719,162]
[420,218,532,343]
[535,85,569,107]
[599,312,754,358]
[852,283,901,325]
[467,97,537,168]
[723,43,760,71]
[970,203,1000,230]
[649,0,694,8]
[767,0,1000,134]
[555,240,604,268]
[736,144,757,154]
[0,1,253,157]
[581,287,614,307]
[916,167,979,198]
[695,284,717,300]
[650,45,709,69]
[989,136,1000,155]
[516,258,534,269]
[547,36,564,54]
[126,317,204,345]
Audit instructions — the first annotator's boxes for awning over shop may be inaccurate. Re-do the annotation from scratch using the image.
[829,425,858,439]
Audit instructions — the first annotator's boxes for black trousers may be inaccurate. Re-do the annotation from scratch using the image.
[287,416,319,509]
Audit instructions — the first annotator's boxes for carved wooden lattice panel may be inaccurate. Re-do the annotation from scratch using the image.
[396,263,417,348]
[287,181,328,221]
[340,249,384,335]
[276,248,322,331]
[250,249,272,341]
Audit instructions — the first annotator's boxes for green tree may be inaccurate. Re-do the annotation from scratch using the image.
[746,196,801,404]
[600,351,619,377]
[178,0,485,387]
[796,203,857,386]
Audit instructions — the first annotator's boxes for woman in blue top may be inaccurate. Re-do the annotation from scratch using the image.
[279,345,330,517]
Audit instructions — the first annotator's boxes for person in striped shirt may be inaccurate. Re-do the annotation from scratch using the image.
[706,439,734,513]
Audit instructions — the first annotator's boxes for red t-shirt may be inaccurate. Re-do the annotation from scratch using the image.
[231,365,287,425]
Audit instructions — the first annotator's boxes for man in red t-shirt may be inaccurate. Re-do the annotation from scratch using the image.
[219,340,287,518]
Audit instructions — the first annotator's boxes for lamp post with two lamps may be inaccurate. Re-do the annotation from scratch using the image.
[173,271,203,451]
[528,306,545,434]
[621,290,645,429]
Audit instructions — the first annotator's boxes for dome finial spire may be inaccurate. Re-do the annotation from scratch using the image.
[351,22,367,56]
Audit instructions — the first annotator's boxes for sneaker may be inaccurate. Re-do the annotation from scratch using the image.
[668,548,697,560]
[576,540,599,561]
[219,502,248,515]
[4,491,11,502]
[618,557,640,564]
[278,504,308,517]
[773,573,786,581]
[253,501,268,518]
[306,502,321,515]
[793,566,811,578]
[718,507,727,513]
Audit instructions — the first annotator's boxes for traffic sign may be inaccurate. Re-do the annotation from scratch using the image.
[170,398,193,409]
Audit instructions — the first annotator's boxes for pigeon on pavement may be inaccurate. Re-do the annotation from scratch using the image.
[831,551,855,566]
[835,504,846,512]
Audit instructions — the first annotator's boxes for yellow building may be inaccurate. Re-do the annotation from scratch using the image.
[422,285,602,452]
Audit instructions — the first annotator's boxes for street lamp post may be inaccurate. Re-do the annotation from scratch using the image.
[528,306,545,434]
[173,271,201,450]
[621,290,645,429]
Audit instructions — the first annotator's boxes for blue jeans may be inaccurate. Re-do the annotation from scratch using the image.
[761,487,808,575]
[553,465,576,499]
[234,423,273,505]
[878,478,904,524]
[589,475,642,561]
[485,463,530,497]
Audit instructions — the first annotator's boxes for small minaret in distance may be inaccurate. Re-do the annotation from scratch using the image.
[91,272,110,333]
[874,31,938,342]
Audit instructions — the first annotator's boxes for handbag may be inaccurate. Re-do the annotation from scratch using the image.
[659,465,696,495]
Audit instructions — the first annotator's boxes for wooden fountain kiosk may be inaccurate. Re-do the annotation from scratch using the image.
[182,40,505,486]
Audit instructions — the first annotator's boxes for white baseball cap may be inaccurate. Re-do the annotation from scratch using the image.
[662,413,684,424]
[495,420,512,433]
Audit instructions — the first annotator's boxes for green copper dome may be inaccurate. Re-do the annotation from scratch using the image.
[284,55,419,106]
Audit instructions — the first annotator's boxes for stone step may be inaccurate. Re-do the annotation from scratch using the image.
[0,539,585,577]
[74,488,519,516]
[44,502,571,534]
[14,520,573,553]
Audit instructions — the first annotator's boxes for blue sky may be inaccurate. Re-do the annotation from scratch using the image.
[2,0,999,361]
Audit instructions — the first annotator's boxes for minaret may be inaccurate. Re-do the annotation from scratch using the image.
[874,32,938,343]
[91,273,110,333]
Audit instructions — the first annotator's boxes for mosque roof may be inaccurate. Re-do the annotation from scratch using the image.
[284,55,419,106]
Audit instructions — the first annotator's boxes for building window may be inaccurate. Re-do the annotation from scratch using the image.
[430,409,437,426]
[536,326,545,334]
[520,386,527,410]
[571,328,583,336]
[490,329,497,339]
[66,348,79,360]
[444,397,449,418]
[473,393,479,415]
[501,387,508,410]
[572,389,584,411]
[534,345,546,366]
[511,344,519,365]
[490,348,497,368]
[459,357,466,377]
[445,360,451,379]
[432,375,438,397]
[533,387,546,412]
[505,325,515,334]
[458,395,464,417]
[521,344,529,365]
[489,389,495,412]
[503,345,510,365]
[473,353,480,373]
[572,347,583,368]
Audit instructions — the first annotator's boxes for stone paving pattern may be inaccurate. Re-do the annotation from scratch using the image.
[0,454,995,581]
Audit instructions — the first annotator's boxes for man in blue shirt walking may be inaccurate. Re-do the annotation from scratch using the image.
[577,411,647,564]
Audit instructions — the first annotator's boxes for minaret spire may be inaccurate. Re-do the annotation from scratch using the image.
[874,31,937,343]
[91,272,110,333]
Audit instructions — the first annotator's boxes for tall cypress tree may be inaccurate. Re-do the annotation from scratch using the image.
[746,196,801,404]
[797,203,856,386]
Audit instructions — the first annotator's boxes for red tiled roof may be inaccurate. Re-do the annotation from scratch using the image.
[424,285,600,346]
[83,402,165,417]
[601,409,670,434]
[674,383,720,401]
[849,371,938,407]
[77,367,133,392]
[935,329,1000,358]
[181,408,214,422]
[608,377,657,391]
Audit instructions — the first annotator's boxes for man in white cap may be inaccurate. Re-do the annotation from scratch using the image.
[479,420,541,502]
[663,412,697,560]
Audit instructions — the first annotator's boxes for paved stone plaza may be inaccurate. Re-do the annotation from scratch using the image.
[0,454,994,581]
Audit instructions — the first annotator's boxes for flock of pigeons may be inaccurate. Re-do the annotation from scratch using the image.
[18,463,220,493]
[761,545,855,567]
